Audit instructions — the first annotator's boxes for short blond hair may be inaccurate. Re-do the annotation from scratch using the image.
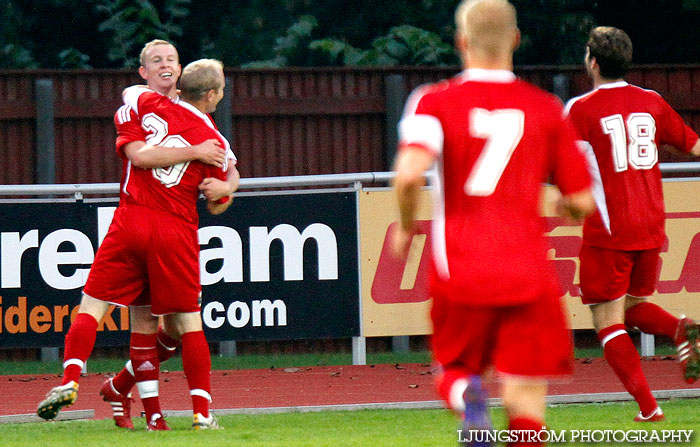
[139,39,178,66]
[179,59,225,102]
[455,0,518,57]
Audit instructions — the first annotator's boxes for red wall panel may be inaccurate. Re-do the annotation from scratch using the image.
[1,66,700,185]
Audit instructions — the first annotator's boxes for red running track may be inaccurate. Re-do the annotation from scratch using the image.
[2,357,698,421]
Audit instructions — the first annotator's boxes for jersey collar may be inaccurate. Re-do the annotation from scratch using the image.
[597,80,628,90]
[459,68,516,83]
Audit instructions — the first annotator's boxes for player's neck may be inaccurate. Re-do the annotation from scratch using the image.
[149,86,178,99]
[182,99,208,114]
[593,75,624,89]
[464,57,513,71]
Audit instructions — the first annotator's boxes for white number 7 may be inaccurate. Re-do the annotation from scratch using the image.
[465,108,524,196]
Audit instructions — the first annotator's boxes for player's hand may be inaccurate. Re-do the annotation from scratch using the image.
[556,196,585,224]
[199,177,233,202]
[391,225,414,259]
[192,139,226,167]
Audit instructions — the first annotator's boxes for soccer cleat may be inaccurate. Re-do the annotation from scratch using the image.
[99,377,134,430]
[37,381,79,420]
[146,413,171,431]
[675,317,700,384]
[462,376,492,447]
[634,407,665,422]
[193,412,222,430]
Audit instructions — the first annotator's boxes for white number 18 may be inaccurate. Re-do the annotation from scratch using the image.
[601,113,657,172]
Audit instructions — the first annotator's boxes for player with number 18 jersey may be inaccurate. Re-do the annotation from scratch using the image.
[565,82,698,251]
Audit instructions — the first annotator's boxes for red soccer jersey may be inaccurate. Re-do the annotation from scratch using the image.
[116,86,237,225]
[565,82,698,250]
[398,69,591,306]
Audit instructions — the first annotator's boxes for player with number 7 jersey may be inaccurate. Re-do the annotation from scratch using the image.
[399,70,592,307]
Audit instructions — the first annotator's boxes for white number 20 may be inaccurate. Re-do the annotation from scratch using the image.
[464,108,524,196]
[141,112,191,188]
[601,113,657,172]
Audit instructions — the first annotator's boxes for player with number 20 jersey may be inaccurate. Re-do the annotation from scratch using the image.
[83,86,236,315]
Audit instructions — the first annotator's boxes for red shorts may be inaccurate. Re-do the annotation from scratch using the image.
[579,244,660,305]
[83,205,201,315]
[430,290,573,379]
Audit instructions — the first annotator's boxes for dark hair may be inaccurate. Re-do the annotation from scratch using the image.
[586,26,633,79]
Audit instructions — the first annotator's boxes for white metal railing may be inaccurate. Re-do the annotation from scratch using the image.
[0,162,699,196]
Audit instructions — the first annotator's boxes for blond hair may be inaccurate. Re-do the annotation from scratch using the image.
[455,0,518,57]
[139,39,178,66]
[179,59,225,102]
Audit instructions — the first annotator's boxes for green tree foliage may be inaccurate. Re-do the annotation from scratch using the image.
[241,15,320,68]
[310,25,455,66]
[58,48,92,69]
[0,0,37,68]
[95,0,191,67]
[2,0,700,68]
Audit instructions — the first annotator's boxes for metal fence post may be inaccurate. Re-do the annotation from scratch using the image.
[640,332,655,357]
[213,76,234,144]
[219,340,237,357]
[552,74,571,103]
[35,78,59,363]
[384,74,406,170]
[35,79,56,184]
[392,336,410,353]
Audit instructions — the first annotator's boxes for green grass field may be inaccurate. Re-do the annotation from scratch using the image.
[0,347,692,446]
[0,400,697,447]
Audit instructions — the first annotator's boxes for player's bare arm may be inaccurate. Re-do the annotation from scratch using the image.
[123,139,226,169]
[391,146,435,258]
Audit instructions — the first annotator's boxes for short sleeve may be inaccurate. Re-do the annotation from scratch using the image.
[397,85,444,155]
[114,105,146,158]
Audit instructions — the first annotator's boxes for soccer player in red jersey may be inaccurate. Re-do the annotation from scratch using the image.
[565,26,700,422]
[100,39,234,431]
[392,1,594,445]
[37,59,237,431]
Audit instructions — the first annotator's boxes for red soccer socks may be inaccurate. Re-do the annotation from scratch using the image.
[625,302,678,339]
[181,331,212,418]
[599,324,658,416]
[112,327,179,396]
[507,417,545,447]
[62,313,98,384]
[131,332,162,422]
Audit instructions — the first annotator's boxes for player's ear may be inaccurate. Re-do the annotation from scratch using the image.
[455,31,467,54]
[138,65,147,81]
[513,29,521,51]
